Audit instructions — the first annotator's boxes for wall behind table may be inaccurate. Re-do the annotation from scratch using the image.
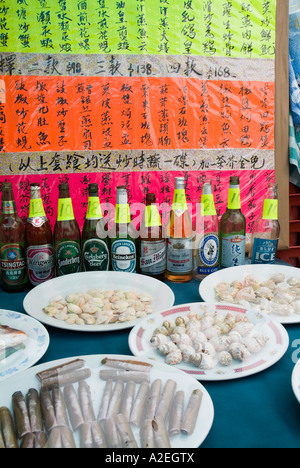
[0,0,289,247]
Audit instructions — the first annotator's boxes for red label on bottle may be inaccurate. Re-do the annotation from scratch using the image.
[26,244,55,285]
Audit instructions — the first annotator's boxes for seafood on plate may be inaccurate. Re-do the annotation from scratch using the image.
[0,325,27,362]
[214,273,300,317]
[150,307,269,370]
[0,357,204,448]
[43,289,154,326]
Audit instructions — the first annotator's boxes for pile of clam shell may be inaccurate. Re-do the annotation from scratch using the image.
[43,289,154,326]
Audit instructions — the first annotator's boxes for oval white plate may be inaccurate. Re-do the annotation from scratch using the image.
[23,271,175,332]
[292,359,300,404]
[0,309,49,381]
[0,354,214,448]
[129,302,289,381]
[199,264,300,324]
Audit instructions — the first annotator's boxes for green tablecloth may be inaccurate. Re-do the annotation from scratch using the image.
[1,276,300,448]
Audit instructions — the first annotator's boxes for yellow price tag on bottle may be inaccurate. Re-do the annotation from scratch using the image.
[57,198,75,221]
[115,204,131,224]
[86,197,103,220]
[172,189,188,211]
[228,188,241,209]
[263,199,278,220]
[145,205,162,227]
[201,194,217,216]
[29,198,46,218]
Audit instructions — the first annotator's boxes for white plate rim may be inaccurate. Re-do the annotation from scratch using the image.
[199,264,300,325]
[292,359,300,403]
[0,353,214,448]
[128,302,290,381]
[23,271,175,332]
[0,309,50,381]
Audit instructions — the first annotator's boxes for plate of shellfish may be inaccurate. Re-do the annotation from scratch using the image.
[23,271,175,332]
[0,354,214,448]
[128,302,289,381]
[199,264,300,324]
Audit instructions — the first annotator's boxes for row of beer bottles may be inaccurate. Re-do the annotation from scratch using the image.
[0,177,280,291]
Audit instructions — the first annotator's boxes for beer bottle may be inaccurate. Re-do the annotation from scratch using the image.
[110,186,137,273]
[193,180,219,281]
[139,193,166,281]
[219,176,246,268]
[25,183,55,286]
[82,183,109,271]
[0,182,28,291]
[54,183,81,276]
[165,177,193,283]
[249,183,280,264]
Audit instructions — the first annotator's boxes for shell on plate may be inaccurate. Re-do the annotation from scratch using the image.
[229,342,251,361]
[218,351,233,366]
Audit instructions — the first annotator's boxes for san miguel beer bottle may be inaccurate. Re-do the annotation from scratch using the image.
[54,183,81,276]
[219,176,246,268]
[82,183,109,271]
[139,193,166,281]
[165,177,193,283]
[110,186,137,273]
[249,183,280,264]
[0,182,28,291]
[25,183,55,286]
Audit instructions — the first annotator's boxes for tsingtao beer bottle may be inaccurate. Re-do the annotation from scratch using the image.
[0,182,28,291]
[110,186,137,273]
[54,183,81,276]
[82,183,109,271]
[139,193,166,281]
[25,183,55,286]
[165,177,193,283]
[219,176,246,268]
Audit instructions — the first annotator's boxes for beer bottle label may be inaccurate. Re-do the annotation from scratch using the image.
[86,197,103,220]
[57,198,75,221]
[144,206,162,227]
[166,237,193,273]
[115,204,131,224]
[111,239,136,272]
[0,244,27,286]
[82,239,109,271]
[251,238,278,264]
[2,200,15,215]
[197,233,219,270]
[140,240,166,274]
[227,188,241,209]
[263,199,278,220]
[56,241,81,276]
[221,235,246,268]
[201,194,217,216]
[26,244,55,286]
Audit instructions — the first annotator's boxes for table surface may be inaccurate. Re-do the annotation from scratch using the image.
[1,268,300,448]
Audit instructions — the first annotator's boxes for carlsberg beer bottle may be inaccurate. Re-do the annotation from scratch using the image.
[54,183,81,276]
[249,183,280,264]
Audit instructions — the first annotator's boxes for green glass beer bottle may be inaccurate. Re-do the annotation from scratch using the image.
[54,183,81,276]
[82,183,109,271]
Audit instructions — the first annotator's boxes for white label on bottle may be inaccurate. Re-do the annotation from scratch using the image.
[111,239,136,272]
[140,240,166,274]
[167,237,193,273]
[221,235,245,268]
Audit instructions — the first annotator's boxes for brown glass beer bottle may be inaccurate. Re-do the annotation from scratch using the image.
[54,183,81,276]
[0,182,28,292]
[25,183,55,287]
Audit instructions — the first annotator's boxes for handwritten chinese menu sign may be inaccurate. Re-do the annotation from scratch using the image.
[0,0,277,235]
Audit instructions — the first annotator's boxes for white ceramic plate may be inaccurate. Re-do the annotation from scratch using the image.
[199,264,300,324]
[0,310,49,381]
[128,302,289,381]
[0,354,214,448]
[23,272,175,332]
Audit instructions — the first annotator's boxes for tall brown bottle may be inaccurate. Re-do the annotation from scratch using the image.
[54,183,81,276]
[0,182,28,291]
[139,193,166,281]
[25,183,55,287]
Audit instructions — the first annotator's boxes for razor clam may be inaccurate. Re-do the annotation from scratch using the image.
[45,427,62,448]
[143,379,162,421]
[37,359,86,382]
[155,379,177,421]
[60,426,76,448]
[80,422,93,448]
[152,417,171,448]
[103,417,122,448]
[120,381,136,420]
[52,387,69,427]
[168,390,184,436]
[106,380,124,419]
[26,388,43,433]
[115,413,138,448]
[99,369,150,383]
[63,385,85,431]
[130,381,149,427]
[40,389,57,432]
[90,421,107,448]
[40,368,91,389]
[20,432,35,448]
[12,391,31,439]
[78,380,96,423]
[140,419,155,448]
[97,379,113,422]
[181,389,203,435]
[0,406,18,448]
[101,357,152,373]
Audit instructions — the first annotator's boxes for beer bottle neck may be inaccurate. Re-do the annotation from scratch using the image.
[1,185,17,216]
